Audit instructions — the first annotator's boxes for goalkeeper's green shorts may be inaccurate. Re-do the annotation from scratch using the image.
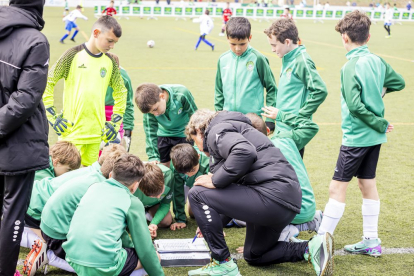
[74,143,100,167]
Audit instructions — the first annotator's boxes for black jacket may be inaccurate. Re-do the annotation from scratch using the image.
[0,6,50,175]
[204,111,302,213]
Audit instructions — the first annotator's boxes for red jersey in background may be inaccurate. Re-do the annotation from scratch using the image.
[222,8,232,22]
[103,7,117,16]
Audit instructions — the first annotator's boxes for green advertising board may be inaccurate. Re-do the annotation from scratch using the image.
[325,10,333,18]
[412,12,414,19]
[246,8,254,17]
[185,7,193,16]
[132,6,140,15]
[402,12,409,19]
[256,9,264,17]
[94,6,98,13]
[296,9,304,18]
[316,10,323,18]
[276,9,284,16]
[216,7,223,16]
[373,11,382,19]
[306,9,314,18]
[392,12,400,19]
[266,9,274,17]
[114,6,119,12]
[175,7,183,15]
[345,10,352,14]
[143,7,151,15]
[365,11,372,17]
[195,7,203,15]
[154,6,161,15]
[236,8,244,16]
[335,10,343,18]
[122,6,130,14]
[101,6,106,12]
[164,7,172,15]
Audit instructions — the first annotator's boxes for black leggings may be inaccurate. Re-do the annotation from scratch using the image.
[189,184,308,265]
[384,25,391,35]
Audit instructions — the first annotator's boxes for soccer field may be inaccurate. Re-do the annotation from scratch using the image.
[18,6,414,275]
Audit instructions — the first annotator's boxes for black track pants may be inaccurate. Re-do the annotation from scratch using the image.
[0,172,35,276]
[189,184,308,265]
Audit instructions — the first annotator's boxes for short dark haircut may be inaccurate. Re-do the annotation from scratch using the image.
[139,163,164,197]
[205,9,210,15]
[135,83,162,113]
[112,154,145,186]
[285,7,290,11]
[335,10,371,44]
[226,17,251,40]
[170,144,199,174]
[93,15,122,38]
[264,18,299,44]
[245,113,267,136]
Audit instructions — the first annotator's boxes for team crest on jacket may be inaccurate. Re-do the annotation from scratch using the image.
[285,68,293,81]
[100,67,107,78]
[177,107,183,114]
[246,61,254,72]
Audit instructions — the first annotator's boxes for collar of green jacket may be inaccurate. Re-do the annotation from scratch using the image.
[48,156,56,177]
[282,45,305,63]
[230,45,252,58]
[159,85,176,112]
[91,161,101,173]
[346,45,369,60]
[106,178,133,195]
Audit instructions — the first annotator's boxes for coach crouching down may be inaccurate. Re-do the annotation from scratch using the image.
[185,110,334,276]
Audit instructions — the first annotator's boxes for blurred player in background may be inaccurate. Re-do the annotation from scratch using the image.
[60,5,88,43]
[219,2,232,36]
[63,0,69,16]
[383,3,393,38]
[102,1,117,17]
[281,7,293,19]
[195,9,214,51]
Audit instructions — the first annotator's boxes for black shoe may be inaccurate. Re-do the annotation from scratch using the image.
[70,38,75,42]
[59,40,64,44]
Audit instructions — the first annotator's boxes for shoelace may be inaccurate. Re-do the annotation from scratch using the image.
[201,259,219,270]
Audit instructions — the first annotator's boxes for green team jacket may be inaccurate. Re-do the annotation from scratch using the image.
[215,46,277,122]
[27,163,99,221]
[40,162,104,239]
[171,148,210,223]
[143,84,197,161]
[276,46,327,137]
[340,45,405,147]
[63,178,164,276]
[133,164,174,225]
[34,156,55,181]
[105,67,135,130]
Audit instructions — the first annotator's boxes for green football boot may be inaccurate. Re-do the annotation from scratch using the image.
[305,233,334,276]
[188,258,241,276]
[344,237,382,257]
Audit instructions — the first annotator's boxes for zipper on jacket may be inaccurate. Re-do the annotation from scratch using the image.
[233,56,239,111]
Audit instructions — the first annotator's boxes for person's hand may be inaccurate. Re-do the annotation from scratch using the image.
[386,124,394,133]
[195,227,203,238]
[261,106,279,120]
[236,246,244,254]
[102,114,122,143]
[148,160,160,165]
[170,222,187,231]
[148,224,158,239]
[46,106,73,136]
[194,174,215,189]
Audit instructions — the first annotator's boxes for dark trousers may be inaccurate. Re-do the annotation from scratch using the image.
[384,25,391,35]
[0,172,35,276]
[189,184,308,265]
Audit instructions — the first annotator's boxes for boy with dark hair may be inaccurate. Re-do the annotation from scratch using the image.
[317,10,405,256]
[134,163,174,238]
[169,144,210,230]
[35,140,81,181]
[60,5,88,43]
[215,17,277,132]
[135,83,197,167]
[44,15,127,167]
[264,18,327,158]
[63,154,164,276]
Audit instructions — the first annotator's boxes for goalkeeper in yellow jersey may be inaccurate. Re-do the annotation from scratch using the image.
[43,16,127,166]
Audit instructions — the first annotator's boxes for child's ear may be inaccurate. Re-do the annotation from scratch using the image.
[108,171,113,178]
[248,34,252,41]
[366,34,371,43]
[341,33,349,44]
[52,158,58,167]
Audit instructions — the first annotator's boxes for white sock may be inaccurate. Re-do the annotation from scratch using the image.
[362,198,380,239]
[317,198,345,236]
[130,268,147,276]
[47,250,75,273]
[20,227,41,248]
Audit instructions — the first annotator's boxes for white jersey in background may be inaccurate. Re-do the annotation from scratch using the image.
[199,14,214,35]
[384,8,393,24]
[63,9,88,22]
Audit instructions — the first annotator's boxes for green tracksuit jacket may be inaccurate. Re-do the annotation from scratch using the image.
[340,45,405,147]
[105,67,135,131]
[133,164,174,225]
[143,84,197,161]
[276,46,327,137]
[63,178,164,276]
[40,162,105,239]
[215,46,277,122]
[27,163,99,221]
[171,148,210,223]
[34,156,55,181]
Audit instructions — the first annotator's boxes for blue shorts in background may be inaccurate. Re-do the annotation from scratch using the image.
[65,21,77,31]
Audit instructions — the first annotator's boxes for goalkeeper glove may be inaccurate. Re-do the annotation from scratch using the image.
[122,130,132,152]
[46,106,73,136]
[265,121,275,133]
[102,113,122,143]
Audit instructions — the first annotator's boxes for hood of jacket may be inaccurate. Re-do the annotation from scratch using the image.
[0,3,45,38]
